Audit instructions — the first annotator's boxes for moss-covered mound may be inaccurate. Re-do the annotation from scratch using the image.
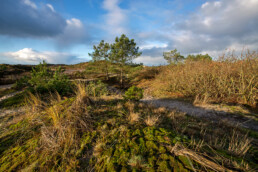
[91,125,204,171]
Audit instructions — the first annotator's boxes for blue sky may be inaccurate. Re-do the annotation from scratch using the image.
[0,0,258,65]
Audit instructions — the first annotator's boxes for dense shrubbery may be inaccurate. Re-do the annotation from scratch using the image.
[14,76,29,89]
[141,52,258,106]
[124,86,143,101]
[15,61,72,95]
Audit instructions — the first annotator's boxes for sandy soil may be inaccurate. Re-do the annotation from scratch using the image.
[141,95,258,131]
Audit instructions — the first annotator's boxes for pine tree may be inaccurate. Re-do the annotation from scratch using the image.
[110,34,141,86]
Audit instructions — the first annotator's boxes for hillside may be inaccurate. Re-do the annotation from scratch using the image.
[0,57,257,171]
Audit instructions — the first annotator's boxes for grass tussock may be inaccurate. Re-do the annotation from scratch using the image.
[138,51,258,107]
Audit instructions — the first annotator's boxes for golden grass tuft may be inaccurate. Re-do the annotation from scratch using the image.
[128,112,140,123]
[125,101,135,112]
[228,130,252,156]
[26,92,45,113]
[144,115,160,126]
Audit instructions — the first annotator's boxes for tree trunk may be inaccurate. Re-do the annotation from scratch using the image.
[105,63,109,80]
[120,65,123,87]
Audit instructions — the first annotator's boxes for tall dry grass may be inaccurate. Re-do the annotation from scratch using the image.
[149,51,258,106]
[24,83,93,170]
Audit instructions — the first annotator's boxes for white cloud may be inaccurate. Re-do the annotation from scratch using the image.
[102,0,128,36]
[55,18,87,47]
[46,4,55,12]
[23,0,37,9]
[1,48,83,64]
[172,0,258,54]
[134,55,166,66]
[139,42,167,50]
[182,0,258,37]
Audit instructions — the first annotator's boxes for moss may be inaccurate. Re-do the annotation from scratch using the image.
[147,156,156,167]
[157,160,171,172]
[91,126,196,171]
[143,127,156,141]
[146,141,158,150]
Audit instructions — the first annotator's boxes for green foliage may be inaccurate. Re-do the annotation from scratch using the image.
[88,34,142,85]
[111,34,142,86]
[163,49,185,64]
[14,75,29,89]
[124,86,143,101]
[27,61,72,95]
[89,40,111,80]
[186,54,212,62]
[110,34,142,65]
[86,80,108,97]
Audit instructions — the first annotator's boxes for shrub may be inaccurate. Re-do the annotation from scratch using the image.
[86,80,108,97]
[13,75,30,89]
[14,61,73,95]
[124,86,143,101]
[29,62,72,95]
[147,51,258,106]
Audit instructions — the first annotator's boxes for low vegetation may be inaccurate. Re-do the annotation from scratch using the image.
[0,82,257,171]
[124,86,144,101]
[14,61,73,95]
[135,51,258,108]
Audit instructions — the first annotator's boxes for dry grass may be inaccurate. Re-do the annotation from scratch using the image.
[128,112,140,123]
[140,51,258,107]
[125,101,135,112]
[144,115,160,126]
[228,130,252,156]
[25,92,45,113]
[168,143,227,172]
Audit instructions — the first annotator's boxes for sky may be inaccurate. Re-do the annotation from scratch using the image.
[0,0,258,65]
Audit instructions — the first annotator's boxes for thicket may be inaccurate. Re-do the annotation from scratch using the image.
[147,51,258,107]
[14,61,73,95]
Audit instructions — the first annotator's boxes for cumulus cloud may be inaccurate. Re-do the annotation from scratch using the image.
[0,0,67,37]
[173,0,258,53]
[179,0,258,37]
[1,48,83,64]
[136,0,258,64]
[102,0,128,36]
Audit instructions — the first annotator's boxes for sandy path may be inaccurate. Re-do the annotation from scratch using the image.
[0,84,14,90]
[141,95,258,131]
[0,91,23,103]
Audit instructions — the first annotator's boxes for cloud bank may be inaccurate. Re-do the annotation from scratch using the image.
[0,0,67,38]
[0,0,88,48]
[1,48,83,64]
[133,0,258,64]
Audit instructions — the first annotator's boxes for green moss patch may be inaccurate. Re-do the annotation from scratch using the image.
[91,126,198,171]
